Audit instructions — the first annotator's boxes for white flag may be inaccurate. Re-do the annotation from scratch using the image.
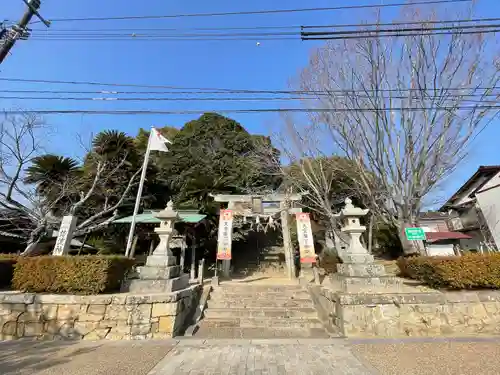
[149,127,171,152]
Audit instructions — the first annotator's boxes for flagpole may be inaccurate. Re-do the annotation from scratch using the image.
[125,128,153,258]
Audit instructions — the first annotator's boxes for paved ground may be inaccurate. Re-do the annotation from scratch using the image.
[193,326,331,339]
[2,337,500,375]
[0,339,176,375]
[148,339,373,375]
[351,337,500,375]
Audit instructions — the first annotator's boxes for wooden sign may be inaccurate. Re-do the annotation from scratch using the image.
[217,210,233,260]
[296,212,316,263]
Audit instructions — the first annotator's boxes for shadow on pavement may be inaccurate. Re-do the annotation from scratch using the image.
[0,339,96,375]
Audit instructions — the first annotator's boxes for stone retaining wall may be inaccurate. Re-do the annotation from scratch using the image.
[319,288,500,337]
[0,285,201,341]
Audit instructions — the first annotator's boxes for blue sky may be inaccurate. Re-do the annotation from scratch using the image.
[1,0,499,204]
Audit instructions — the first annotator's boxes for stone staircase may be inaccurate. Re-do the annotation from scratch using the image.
[234,247,287,277]
[194,284,332,338]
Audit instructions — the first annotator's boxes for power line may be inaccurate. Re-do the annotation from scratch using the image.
[302,17,500,29]
[0,94,498,102]
[2,105,499,116]
[29,36,299,41]
[30,17,500,34]
[0,95,323,101]
[30,0,471,24]
[1,89,498,97]
[302,28,500,41]
[302,22,500,38]
[1,77,498,95]
[27,26,500,42]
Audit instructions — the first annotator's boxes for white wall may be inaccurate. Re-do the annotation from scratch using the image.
[455,176,490,205]
[426,244,455,256]
[475,185,500,250]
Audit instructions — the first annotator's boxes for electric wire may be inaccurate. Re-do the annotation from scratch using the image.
[1,105,499,116]
[29,17,500,33]
[30,0,471,24]
[26,26,500,42]
[1,78,499,96]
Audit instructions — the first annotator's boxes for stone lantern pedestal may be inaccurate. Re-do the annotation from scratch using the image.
[334,199,401,292]
[126,202,189,293]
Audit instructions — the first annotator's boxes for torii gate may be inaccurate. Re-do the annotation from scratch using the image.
[211,193,306,279]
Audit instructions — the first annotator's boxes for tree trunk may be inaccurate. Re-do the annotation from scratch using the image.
[21,239,42,256]
[368,215,373,254]
[21,224,47,256]
[397,219,420,256]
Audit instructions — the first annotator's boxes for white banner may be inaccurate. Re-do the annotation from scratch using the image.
[217,210,233,260]
[296,213,316,263]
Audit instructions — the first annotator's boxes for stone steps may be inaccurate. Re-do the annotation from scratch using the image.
[193,326,330,339]
[207,299,314,309]
[213,285,304,293]
[204,307,318,319]
[196,284,329,338]
[202,317,324,329]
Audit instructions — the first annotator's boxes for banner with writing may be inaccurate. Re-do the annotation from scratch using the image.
[217,209,234,260]
[295,213,316,263]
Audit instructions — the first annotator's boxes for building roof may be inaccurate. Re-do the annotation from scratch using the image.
[419,211,449,220]
[425,231,472,243]
[440,165,500,211]
[112,210,206,224]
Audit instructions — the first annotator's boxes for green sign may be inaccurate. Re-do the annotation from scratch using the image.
[405,227,426,241]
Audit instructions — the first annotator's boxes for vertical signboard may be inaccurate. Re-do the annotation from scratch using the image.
[217,209,233,260]
[295,212,316,263]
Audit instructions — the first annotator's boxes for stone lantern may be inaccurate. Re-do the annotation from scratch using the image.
[334,198,400,292]
[338,198,370,257]
[126,201,189,293]
[152,200,179,259]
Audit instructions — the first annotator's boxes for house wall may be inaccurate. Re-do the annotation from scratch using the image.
[459,230,486,250]
[454,176,490,206]
[475,184,500,250]
[419,218,449,232]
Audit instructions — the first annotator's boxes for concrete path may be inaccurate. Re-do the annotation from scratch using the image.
[2,337,500,375]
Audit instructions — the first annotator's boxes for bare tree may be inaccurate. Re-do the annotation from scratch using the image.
[0,112,141,255]
[292,5,500,253]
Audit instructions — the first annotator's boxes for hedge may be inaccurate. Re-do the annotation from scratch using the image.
[319,253,342,275]
[397,253,500,289]
[0,254,17,288]
[13,256,135,295]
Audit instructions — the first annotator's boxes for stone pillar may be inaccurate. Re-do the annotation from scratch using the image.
[125,201,189,293]
[221,203,233,278]
[190,233,196,280]
[334,198,400,292]
[280,201,295,279]
[53,215,78,256]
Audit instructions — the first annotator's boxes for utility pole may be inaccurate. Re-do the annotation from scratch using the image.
[0,0,50,64]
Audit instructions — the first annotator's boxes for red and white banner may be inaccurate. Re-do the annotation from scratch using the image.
[295,213,316,263]
[217,209,233,260]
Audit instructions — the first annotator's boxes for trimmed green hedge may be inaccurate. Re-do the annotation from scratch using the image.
[13,256,134,295]
[0,254,17,288]
[397,253,500,289]
[319,253,342,275]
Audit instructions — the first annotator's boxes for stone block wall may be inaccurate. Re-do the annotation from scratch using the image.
[0,285,201,341]
[320,288,500,337]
